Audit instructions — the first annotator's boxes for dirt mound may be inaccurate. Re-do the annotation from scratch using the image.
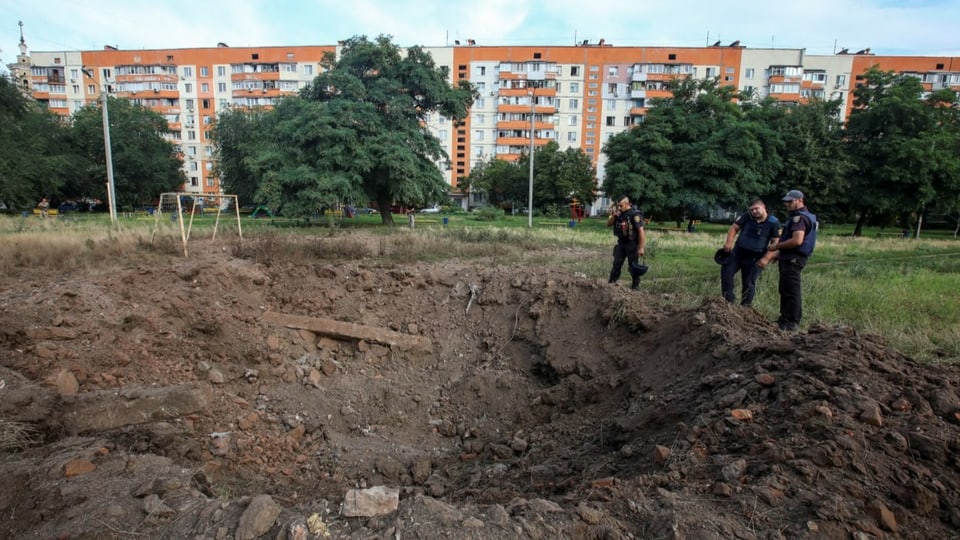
[1,239,959,539]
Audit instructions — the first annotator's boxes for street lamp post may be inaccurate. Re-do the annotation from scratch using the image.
[528,90,535,228]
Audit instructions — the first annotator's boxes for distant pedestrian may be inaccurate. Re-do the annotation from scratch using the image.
[37,198,50,218]
[719,199,780,306]
[607,195,646,290]
[758,190,817,332]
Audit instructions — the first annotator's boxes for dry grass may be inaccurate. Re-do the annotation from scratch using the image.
[0,420,40,451]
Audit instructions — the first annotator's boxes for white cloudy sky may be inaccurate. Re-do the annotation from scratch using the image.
[2,0,959,64]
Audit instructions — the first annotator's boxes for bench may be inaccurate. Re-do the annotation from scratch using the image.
[32,208,59,217]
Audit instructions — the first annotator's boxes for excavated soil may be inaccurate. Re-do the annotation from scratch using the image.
[2,234,960,539]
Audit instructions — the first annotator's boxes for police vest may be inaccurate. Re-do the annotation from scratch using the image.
[614,209,642,242]
[782,209,817,257]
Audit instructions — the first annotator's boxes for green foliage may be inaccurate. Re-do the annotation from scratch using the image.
[603,78,778,221]
[0,77,75,209]
[465,143,596,214]
[845,66,960,236]
[472,205,505,221]
[291,34,477,224]
[70,96,184,209]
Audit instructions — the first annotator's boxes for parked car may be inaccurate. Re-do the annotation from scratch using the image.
[420,205,441,214]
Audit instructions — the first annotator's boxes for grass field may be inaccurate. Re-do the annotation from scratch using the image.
[3,211,959,363]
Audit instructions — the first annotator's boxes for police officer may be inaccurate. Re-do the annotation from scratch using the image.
[758,190,817,331]
[607,195,646,290]
[720,198,781,306]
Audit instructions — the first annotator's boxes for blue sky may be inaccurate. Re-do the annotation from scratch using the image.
[2,0,959,67]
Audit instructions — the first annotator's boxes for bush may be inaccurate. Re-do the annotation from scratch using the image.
[473,206,505,221]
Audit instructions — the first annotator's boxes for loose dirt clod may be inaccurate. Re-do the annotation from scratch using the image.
[2,238,960,539]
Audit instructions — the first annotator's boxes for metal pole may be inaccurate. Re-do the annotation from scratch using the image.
[101,91,118,223]
[528,91,535,228]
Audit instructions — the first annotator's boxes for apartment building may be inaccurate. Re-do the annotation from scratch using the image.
[8,35,960,208]
[9,37,333,198]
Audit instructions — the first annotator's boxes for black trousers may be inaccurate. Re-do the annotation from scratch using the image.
[778,255,807,329]
[720,248,764,306]
[609,242,640,284]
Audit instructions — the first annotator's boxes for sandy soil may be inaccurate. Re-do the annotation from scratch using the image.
[1,235,960,539]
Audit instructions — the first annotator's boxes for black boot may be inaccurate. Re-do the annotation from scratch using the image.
[630,277,640,290]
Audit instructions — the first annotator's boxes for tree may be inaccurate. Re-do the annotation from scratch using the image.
[0,77,75,210]
[603,78,779,224]
[845,66,960,236]
[70,97,184,210]
[212,106,270,206]
[745,97,853,223]
[293,35,476,224]
[462,143,596,215]
[460,156,527,210]
[519,141,596,214]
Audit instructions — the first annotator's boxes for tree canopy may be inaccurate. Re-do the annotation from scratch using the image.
[0,77,75,209]
[215,35,476,224]
[603,78,779,224]
[462,142,596,215]
[845,66,960,235]
[70,96,185,209]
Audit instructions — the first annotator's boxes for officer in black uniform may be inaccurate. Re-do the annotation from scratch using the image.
[758,190,817,331]
[607,195,647,290]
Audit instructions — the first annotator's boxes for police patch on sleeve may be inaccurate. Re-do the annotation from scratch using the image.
[792,216,801,223]
[632,215,641,223]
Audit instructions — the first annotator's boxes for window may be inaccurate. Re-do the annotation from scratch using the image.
[726,67,735,74]
[201,83,209,93]
[569,98,579,109]
[745,68,755,79]
[304,65,313,75]
[608,67,618,77]
[218,82,227,92]
[623,117,630,126]
[668,53,677,60]
[200,66,209,77]
[836,74,847,87]
[188,130,196,140]
[217,66,227,77]
[185,83,193,93]
[72,85,80,94]
[706,67,718,78]
[605,116,615,126]
[473,130,484,141]
[206,176,214,186]
[478,66,486,75]
[183,67,193,78]
[606,100,616,110]
[568,115,577,126]
[189,162,198,171]
[185,98,195,109]
[475,114,485,125]
[87,84,96,94]
[570,82,579,93]
[438,129,448,139]
[571,66,580,76]
[475,97,485,108]
[190,177,199,187]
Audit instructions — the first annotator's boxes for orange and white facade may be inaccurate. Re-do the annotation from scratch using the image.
[9,38,960,207]
[13,42,333,197]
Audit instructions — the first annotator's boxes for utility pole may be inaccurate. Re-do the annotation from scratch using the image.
[528,89,535,228]
[84,67,118,223]
[102,90,118,223]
